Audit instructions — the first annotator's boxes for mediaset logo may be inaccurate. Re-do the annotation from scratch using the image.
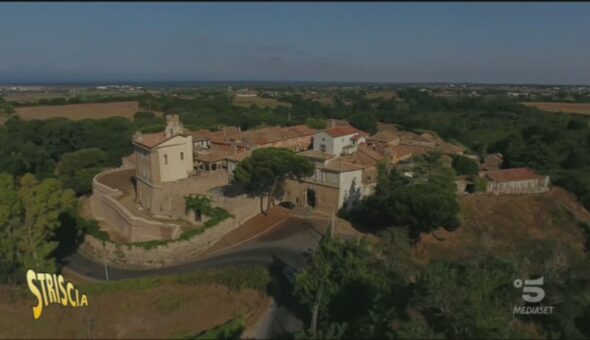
[512,276,554,315]
[26,269,88,320]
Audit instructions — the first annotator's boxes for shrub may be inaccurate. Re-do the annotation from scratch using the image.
[452,155,480,176]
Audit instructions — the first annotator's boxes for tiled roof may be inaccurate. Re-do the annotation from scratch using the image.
[367,129,400,143]
[133,133,180,149]
[225,152,250,162]
[324,125,359,137]
[233,124,316,146]
[298,150,336,161]
[358,144,384,161]
[321,158,365,172]
[196,151,231,163]
[485,168,545,182]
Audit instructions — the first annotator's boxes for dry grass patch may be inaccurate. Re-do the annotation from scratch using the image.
[416,188,589,262]
[0,271,269,339]
[523,102,590,115]
[15,101,149,120]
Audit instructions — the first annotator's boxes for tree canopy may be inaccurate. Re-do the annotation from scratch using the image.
[233,147,314,213]
[0,173,75,282]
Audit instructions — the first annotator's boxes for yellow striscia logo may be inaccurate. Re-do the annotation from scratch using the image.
[26,269,89,319]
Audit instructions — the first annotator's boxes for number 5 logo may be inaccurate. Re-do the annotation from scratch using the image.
[513,276,545,303]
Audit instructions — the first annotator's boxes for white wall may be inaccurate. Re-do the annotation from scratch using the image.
[156,135,194,182]
[313,131,357,155]
[338,170,364,209]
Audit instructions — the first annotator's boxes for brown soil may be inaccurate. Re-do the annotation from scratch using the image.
[417,187,589,262]
[0,278,268,339]
[15,101,158,120]
[203,206,291,256]
[523,102,590,115]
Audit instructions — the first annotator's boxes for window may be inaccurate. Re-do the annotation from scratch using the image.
[164,154,168,165]
[180,152,184,160]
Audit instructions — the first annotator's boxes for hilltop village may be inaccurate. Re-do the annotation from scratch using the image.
[88,115,550,243]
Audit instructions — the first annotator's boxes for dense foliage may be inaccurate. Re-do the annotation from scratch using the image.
[345,156,460,239]
[234,147,314,213]
[294,231,590,339]
[0,173,76,282]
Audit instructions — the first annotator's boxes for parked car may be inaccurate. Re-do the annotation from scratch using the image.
[283,266,298,285]
[279,201,296,209]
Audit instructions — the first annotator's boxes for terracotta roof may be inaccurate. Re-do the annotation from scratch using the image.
[196,151,231,163]
[236,124,316,146]
[323,125,359,138]
[351,131,369,142]
[225,152,250,162]
[389,145,414,158]
[133,132,178,149]
[190,127,241,143]
[298,150,336,161]
[321,158,365,172]
[485,168,545,182]
[358,144,384,161]
[367,129,400,143]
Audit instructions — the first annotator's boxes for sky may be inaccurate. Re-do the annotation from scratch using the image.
[1,2,589,84]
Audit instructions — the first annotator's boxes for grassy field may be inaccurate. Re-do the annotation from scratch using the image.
[15,101,145,120]
[0,267,270,339]
[522,102,590,115]
[417,187,589,262]
[233,96,292,109]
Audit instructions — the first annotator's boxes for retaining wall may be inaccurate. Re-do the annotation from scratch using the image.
[81,204,259,269]
[90,168,182,242]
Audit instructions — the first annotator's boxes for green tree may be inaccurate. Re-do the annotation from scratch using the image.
[57,147,108,195]
[17,174,76,273]
[451,155,480,176]
[349,112,378,134]
[356,158,460,238]
[56,147,107,176]
[0,174,23,282]
[185,194,214,221]
[412,257,538,338]
[233,147,313,214]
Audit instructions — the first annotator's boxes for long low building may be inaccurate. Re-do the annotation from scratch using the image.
[485,168,550,194]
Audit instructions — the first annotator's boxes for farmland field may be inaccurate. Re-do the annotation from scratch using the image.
[522,101,590,115]
[233,95,292,109]
[14,101,147,120]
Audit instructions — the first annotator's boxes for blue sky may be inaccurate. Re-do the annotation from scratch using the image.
[1,2,589,84]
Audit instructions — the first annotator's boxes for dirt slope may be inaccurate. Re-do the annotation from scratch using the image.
[417,187,589,262]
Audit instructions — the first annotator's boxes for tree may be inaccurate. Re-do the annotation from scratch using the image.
[353,156,460,239]
[0,174,23,282]
[349,112,377,134]
[17,174,76,273]
[185,194,214,221]
[56,147,108,195]
[233,147,313,214]
[451,155,480,176]
[412,257,538,338]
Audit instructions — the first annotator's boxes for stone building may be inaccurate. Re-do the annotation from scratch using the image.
[132,115,194,213]
[485,168,550,194]
[282,125,376,214]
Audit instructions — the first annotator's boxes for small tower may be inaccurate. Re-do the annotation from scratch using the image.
[165,114,184,138]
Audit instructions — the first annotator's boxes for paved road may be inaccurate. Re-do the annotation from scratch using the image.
[61,216,324,337]
[61,216,323,281]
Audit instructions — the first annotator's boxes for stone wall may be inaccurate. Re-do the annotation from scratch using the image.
[486,177,550,195]
[90,168,182,242]
[80,203,260,269]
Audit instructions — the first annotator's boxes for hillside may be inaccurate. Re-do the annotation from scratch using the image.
[417,187,589,262]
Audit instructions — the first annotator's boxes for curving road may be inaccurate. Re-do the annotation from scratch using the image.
[61,216,324,281]
[61,216,325,337]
